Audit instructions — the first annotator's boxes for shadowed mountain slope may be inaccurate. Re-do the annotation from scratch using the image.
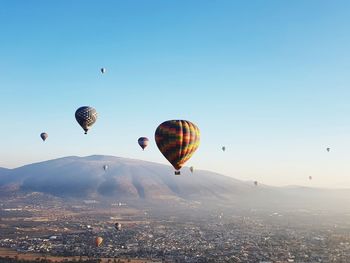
[1,155,350,211]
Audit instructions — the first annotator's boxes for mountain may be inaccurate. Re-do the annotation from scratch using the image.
[1,155,350,211]
[0,155,252,200]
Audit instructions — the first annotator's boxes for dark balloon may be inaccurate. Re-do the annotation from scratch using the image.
[254,181,258,186]
[155,120,200,174]
[103,165,108,171]
[222,146,226,152]
[190,166,194,173]
[75,106,98,134]
[40,132,48,142]
[101,68,106,74]
[309,176,312,180]
[115,223,122,231]
[138,137,149,150]
[326,148,330,152]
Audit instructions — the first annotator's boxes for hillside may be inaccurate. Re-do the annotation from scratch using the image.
[1,155,350,211]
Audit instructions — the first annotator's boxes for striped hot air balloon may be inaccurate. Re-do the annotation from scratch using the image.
[155,120,200,175]
[75,106,98,134]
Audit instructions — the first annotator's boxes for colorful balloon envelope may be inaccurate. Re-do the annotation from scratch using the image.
[155,120,200,174]
[138,137,149,150]
[95,236,103,247]
[40,132,48,142]
[75,106,98,134]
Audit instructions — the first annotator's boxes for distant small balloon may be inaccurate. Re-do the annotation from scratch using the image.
[100,68,106,74]
[326,147,330,152]
[95,237,103,247]
[40,132,48,142]
[222,146,226,152]
[138,137,149,150]
[103,165,108,171]
[309,176,312,180]
[190,166,194,173]
[254,181,258,186]
[115,223,122,231]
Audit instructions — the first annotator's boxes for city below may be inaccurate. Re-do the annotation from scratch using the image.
[1,192,350,263]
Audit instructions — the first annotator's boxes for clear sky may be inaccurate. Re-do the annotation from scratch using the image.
[1,1,350,188]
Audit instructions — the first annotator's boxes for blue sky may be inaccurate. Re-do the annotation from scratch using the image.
[1,1,350,187]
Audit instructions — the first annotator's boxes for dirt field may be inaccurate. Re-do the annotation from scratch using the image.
[0,248,157,262]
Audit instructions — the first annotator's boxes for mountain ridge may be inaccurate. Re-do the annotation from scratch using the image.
[1,155,350,212]
[0,155,250,199]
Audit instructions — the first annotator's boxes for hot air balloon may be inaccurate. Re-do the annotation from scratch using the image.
[115,223,122,231]
[95,237,103,247]
[138,137,149,150]
[309,176,312,180]
[155,120,200,175]
[100,68,106,74]
[326,147,330,152]
[40,132,48,142]
[254,181,258,186]
[103,165,108,171]
[222,146,226,152]
[75,106,98,134]
[190,166,194,173]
